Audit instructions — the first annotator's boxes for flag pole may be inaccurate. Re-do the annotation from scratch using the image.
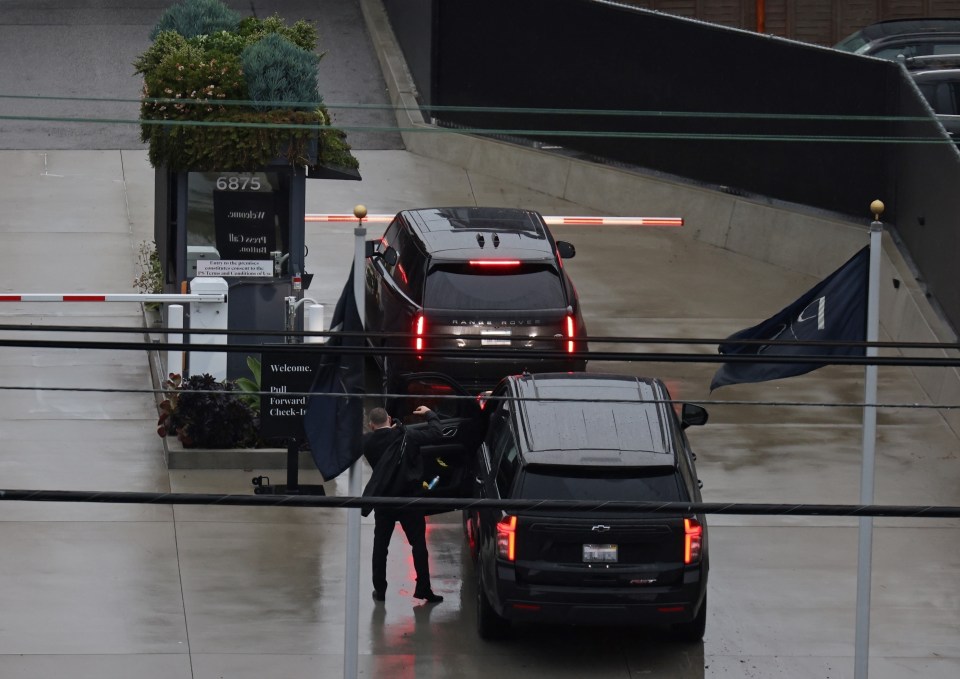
[343,204,367,679]
[854,199,884,679]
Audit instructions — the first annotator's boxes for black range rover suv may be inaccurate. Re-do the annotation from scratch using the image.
[463,373,709,641]
[364,207,587,393]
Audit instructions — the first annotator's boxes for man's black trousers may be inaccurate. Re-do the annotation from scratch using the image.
[372,511,431,595]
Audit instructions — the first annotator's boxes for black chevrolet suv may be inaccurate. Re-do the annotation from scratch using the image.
[463,373,709,641]
[364,207,586,393]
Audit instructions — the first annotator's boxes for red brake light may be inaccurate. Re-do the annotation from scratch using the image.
[414,314,425,353]
[469,259,521,267]
[496,515,517,561]
[684,517,703,564]
[565,315,576,353]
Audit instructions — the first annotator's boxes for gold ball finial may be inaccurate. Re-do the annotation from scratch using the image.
[353,204,367,220]
[870,199,885,221]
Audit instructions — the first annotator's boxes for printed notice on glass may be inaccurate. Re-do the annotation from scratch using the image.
[195,259,273,277]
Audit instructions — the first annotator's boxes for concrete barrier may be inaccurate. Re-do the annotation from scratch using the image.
[359,0,960,438]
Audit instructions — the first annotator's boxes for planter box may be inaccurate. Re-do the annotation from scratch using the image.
[142,303,301,470]
[163,437,313,470]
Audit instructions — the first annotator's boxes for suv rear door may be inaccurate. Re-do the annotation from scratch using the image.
[422,261,579,355]
[510,467,692,588]
[366,220,426,359]
[386,373,485,499]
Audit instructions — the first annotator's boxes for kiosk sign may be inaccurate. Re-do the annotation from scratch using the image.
[196,259,272,277]
[259,351,320,440]
[212,190,276,260]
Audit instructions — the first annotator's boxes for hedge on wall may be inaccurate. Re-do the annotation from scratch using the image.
[135,0,357,172]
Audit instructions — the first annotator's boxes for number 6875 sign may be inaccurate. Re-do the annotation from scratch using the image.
[215,175,262,191]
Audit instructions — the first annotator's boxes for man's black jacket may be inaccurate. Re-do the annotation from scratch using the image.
[361,411,444,516]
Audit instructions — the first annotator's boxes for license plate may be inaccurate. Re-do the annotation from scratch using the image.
[582,543,618,563]
[481,329,511,346]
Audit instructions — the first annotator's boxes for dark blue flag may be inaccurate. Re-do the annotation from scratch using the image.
[304,265,365,480]
[710,247,869,390]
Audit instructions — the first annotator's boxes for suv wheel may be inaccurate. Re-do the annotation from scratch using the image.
[476,561,509,640]
[670,594,706,642]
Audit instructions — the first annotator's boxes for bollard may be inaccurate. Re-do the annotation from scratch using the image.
[306,303,325,343]
[188,277,229,380]
[167,304,184,377]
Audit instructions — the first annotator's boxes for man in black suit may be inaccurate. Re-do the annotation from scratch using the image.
[362,405,444,604]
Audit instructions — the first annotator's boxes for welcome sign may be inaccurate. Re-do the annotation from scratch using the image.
[212,190,276,260]
[259,350,321,440]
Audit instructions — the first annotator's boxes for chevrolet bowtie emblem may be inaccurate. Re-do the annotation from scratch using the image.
[591,525,611,532]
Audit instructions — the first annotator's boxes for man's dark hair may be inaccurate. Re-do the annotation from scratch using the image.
[368,407,389,427]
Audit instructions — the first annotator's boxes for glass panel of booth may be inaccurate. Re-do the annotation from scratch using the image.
[186,171,290,278]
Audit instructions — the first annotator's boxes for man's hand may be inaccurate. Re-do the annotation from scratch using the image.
[412,405,432,416]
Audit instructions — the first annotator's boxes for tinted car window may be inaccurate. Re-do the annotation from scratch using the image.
[381,219,400,250]
[391,229,424,302]
[425,265,565,310]
[493,423,519,497]
[869,39,960,59]
[943,82,960,115]
[517,468,686,502]
[918,82,939,108]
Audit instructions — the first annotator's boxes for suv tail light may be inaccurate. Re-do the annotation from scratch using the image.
[496,515,517,561]
[684,517,703,564]
[414,314,425,353]
[565,315,576,353]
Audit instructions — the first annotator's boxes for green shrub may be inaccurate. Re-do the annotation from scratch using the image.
[157,373,258,448]
[135,2,356,172]
[133,240,163,309]
[238,15,320,52]
[242,33,320,111]
[234,356,262,415]
[133,31,190,76]
[150,0,241,40]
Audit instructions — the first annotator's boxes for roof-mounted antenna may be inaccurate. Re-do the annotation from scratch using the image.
[476,233,485,248]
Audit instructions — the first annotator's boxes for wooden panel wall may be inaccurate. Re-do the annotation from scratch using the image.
[613,0,960,45]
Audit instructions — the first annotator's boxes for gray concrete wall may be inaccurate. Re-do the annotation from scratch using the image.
[360,0,960,439]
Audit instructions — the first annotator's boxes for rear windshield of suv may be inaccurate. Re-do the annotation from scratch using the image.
[516,467,686,502]
[424,265,565,310]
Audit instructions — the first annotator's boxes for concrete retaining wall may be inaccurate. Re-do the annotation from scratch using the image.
[360,0,960,439]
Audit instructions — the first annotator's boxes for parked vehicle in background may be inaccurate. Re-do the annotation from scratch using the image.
[835,18,960,55]
[903,56,960,146]
[364,207,587,394]
[462,372,710,641]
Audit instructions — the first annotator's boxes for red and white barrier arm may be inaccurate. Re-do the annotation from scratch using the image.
[306,214,683,227]
[544,216,683,227]
[0,293,226,303]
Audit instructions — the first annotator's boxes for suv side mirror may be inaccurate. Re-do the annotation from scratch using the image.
[556,240,576,259]
[365,240,398,266]
[680,403,708,429]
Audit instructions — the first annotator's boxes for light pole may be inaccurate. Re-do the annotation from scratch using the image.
[854,199,883,679]
[343,203,367,679]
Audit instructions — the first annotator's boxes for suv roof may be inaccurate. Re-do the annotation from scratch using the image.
[903,54,960,71]
[835,18,960,52]
[508,373,677,468]
[399,206,556,260]
[852,32,960,59]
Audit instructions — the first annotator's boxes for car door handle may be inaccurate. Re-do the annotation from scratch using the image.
[442,427,458,437]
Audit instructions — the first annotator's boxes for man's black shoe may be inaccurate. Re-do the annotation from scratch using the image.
[413,590,443,603]
[372,590,385,602]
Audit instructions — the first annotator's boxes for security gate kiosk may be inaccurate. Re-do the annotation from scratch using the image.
[155,165,354,379]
